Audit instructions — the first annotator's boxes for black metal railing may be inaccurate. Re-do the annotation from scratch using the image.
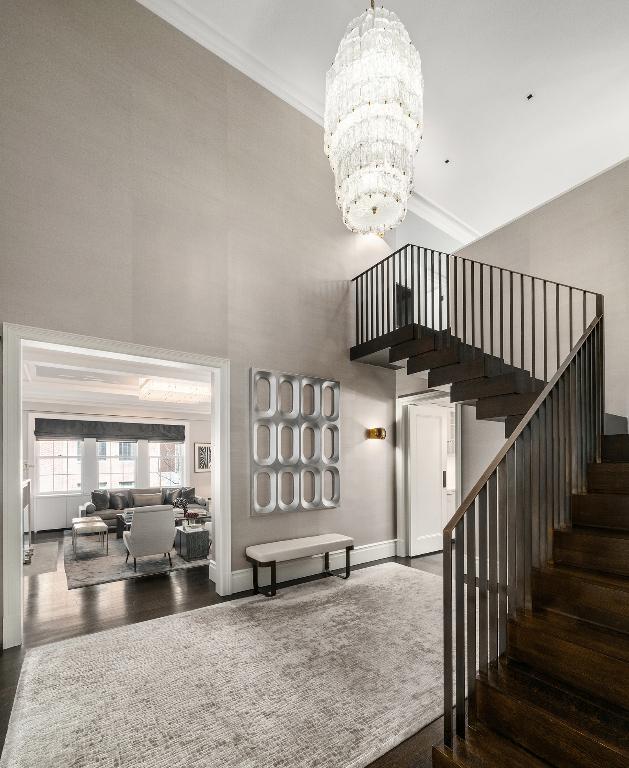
[442,303,604,746]
[351,244,601,383]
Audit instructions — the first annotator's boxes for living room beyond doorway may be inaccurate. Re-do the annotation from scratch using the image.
[18,336,220,642]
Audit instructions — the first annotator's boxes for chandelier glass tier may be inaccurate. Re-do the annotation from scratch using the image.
[324,2,423,234]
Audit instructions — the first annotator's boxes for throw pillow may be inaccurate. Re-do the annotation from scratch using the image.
[163,487,181,505]
[109,492,129,510]
[180,487,196,503]
[91,489,110,512]
[131,491,162,508]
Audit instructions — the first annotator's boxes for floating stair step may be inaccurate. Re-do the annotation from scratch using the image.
[407,346,461,374]
[432,723,550,767]
[602,435,629,463]
[427,356,507,387]
[505,416,521,438]
[450,371,539,403]
[507,613,629,710]
[349,324,419,364]
[533,564,629,634]
[389,331,450,363]
[554,527,629,577]
[477,661,629,768]
[476,392,538,421]
[572,493,629,532]
[588,463,629,494]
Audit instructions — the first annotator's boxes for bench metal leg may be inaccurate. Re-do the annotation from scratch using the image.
[324,546,354,580]
[252,560,259,594]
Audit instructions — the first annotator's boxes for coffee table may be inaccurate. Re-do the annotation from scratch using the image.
[72,520,108,558]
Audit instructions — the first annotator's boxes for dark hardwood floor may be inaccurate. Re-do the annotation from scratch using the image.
[2,534,443,766]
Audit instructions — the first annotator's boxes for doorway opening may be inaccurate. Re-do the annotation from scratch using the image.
[3,324,231,649]
[397,391,460,558]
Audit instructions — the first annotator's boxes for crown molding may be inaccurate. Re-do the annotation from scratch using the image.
[407,191,480,246]
[135,0,480,246]
[136,0,323,124]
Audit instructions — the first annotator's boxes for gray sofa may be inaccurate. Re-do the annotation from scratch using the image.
[80,486,208,529]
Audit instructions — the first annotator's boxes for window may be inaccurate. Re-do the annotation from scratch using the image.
[37,440,82,494]
[97,441,137,488]
[149,442,184,487]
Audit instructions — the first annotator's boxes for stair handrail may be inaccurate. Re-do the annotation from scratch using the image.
[442,296,604,748]
[444,304,603,539]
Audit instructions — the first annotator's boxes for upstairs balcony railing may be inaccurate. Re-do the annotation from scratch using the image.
[351,243,600,383]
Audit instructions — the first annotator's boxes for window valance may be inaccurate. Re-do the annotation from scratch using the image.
[34,418,185,443]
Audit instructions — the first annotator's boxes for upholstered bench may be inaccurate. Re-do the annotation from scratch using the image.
[245,533,354,597]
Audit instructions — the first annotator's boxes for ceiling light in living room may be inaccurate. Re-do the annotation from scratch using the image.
[139,379,211,404]
[324,1,423,235]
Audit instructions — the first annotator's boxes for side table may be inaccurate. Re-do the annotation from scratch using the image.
[175,526,209,562]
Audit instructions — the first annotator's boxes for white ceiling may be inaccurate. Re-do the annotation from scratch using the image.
[138,0,629,239]
[22,344,212,416]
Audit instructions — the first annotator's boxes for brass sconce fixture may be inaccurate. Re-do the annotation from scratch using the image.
[366,427,387,440]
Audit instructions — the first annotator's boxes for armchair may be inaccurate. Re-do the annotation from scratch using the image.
[122,505,175,571]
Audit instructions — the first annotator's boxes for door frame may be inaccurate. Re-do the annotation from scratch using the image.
[395,391,462,557]
[2,323,231,649]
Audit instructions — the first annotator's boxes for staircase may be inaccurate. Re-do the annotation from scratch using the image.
[432,431,629,767]
[350,245,629,767]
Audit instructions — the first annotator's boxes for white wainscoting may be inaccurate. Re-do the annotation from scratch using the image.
[230,539,397,594]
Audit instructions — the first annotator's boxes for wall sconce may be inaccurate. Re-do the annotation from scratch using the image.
[366,427,386,440]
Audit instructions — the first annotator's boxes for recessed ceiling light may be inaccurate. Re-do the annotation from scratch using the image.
[444,159,450,164]
[526,93,534,100]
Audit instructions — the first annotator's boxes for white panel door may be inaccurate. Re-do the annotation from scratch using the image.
[408,403,447,556]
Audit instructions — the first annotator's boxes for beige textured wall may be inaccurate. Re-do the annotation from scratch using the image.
[458,159,629,418]
[0,0,396,572]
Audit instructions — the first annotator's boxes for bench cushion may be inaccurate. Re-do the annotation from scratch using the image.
[246,533,354,564]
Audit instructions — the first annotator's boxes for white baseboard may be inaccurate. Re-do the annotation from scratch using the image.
[230,539,398,594]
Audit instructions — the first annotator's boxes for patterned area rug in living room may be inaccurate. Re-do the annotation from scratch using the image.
[63,531,209,589]
[1,563,443,768]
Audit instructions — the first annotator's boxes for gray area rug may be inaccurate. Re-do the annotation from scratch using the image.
[23,542,58,577]
[1,562,443,768]
[63,531,208,589]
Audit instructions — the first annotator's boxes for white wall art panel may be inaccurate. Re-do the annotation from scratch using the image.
[250,369,340,516]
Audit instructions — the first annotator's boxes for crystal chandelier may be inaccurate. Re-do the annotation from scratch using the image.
[324,1,423,235]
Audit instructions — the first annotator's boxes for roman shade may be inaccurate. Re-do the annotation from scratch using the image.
[34,418,185,443]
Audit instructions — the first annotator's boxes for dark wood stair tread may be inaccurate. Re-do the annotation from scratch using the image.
[572,492,629,531]
[554,526,629,576]
[587,462,629,494]
[432,723,550,767]
[477,661,629,767]
[602,434,629,463]
[450,372,542,403]
[533,564,629,634]
[475,392,538,421]
[427,356,509,387]
[507,612,629,711]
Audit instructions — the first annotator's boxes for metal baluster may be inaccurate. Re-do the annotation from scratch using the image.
[462,260,467,347]
[500,270,504,373]
[538,402,547,566]
[471,261,476,355]
[515,438,525,612]
[453,256,458,341]
[404,247,409,327]
[497,459,508,654]
[423,247,428,329]
[523,423,533,610]
[478,487,488,675]
[466,503,477,724]
[410,246,416,328]
[375,265,380,338]
[531,277,536,384]
[509,272,514,367]
[431,250,435,331]
[443,530,453,747]
[488,472,498,663]
[569,289,574,348]
[489,266,494,358]
[455,519,465,738]
[520,274,524,370]
[507,447,516,617]
[543,281,548,382]
[480,264,485,354]
[545,394,554,557]
[555,284,560,373]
